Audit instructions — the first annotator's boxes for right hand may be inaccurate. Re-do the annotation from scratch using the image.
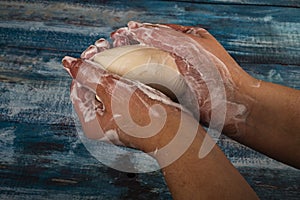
[123,21,261,136]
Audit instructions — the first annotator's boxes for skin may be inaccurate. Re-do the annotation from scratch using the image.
[62,22,300,200]
[162,24,300,169]
[63,59,259,200]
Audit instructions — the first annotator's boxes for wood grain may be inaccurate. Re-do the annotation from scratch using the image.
[0,1,299,199]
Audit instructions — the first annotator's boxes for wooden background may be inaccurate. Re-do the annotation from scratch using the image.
[0,0,299,199]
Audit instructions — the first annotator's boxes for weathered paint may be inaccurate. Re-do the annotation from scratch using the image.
[0,0,299,199]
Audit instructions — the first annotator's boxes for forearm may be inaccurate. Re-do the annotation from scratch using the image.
[233,80,300,168]
[154,116,258,200]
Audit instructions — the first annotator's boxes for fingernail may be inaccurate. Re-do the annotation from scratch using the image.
[127,21,142,29]
[95,38,110,49]
[81,45,98,59]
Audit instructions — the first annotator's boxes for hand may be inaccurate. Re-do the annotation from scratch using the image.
[109,21,263,137]
[62,56,197,154]
[62,57,260,200]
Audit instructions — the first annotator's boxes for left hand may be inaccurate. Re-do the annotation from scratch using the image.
[62,56,195,154]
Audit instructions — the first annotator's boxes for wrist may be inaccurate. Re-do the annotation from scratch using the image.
[222,70,260,137]
[122,107,189,154]
[141,111,201,167]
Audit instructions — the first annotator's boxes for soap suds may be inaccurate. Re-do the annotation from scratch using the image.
[99,129,124,146]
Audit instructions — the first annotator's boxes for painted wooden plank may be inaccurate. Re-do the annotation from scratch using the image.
[14,0,300,8]
[176,0,300,7]
[0,0,299,199]
[1,1,299,65]
[0,121,171,199]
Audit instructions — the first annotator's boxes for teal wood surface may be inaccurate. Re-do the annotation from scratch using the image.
[0,1,299,199]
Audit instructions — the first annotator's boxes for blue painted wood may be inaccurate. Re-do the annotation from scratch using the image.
[176,0,300,7]
[0,0,299,199]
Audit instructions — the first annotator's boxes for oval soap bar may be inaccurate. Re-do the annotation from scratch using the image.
[92,45,187,100]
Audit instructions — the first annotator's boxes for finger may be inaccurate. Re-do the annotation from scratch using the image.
[63,56,107,94]
[62,56,82,79]
[71,79,126,146]
[81,45,98,59]
[70,80,105,140]
[127,21,231,87]
[81,38,111,59]
[162,23,238,69]
[94,38,111,52]
[155,23,237,88]
[127,21,213,73]
[130,22,230,67]
[163,23,211,39]
[63,57,123,144]
[110,27,134,47]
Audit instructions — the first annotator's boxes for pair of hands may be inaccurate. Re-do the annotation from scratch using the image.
[62,21,257,154]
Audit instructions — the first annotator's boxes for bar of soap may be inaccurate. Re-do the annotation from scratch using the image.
[92,45,187,100]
